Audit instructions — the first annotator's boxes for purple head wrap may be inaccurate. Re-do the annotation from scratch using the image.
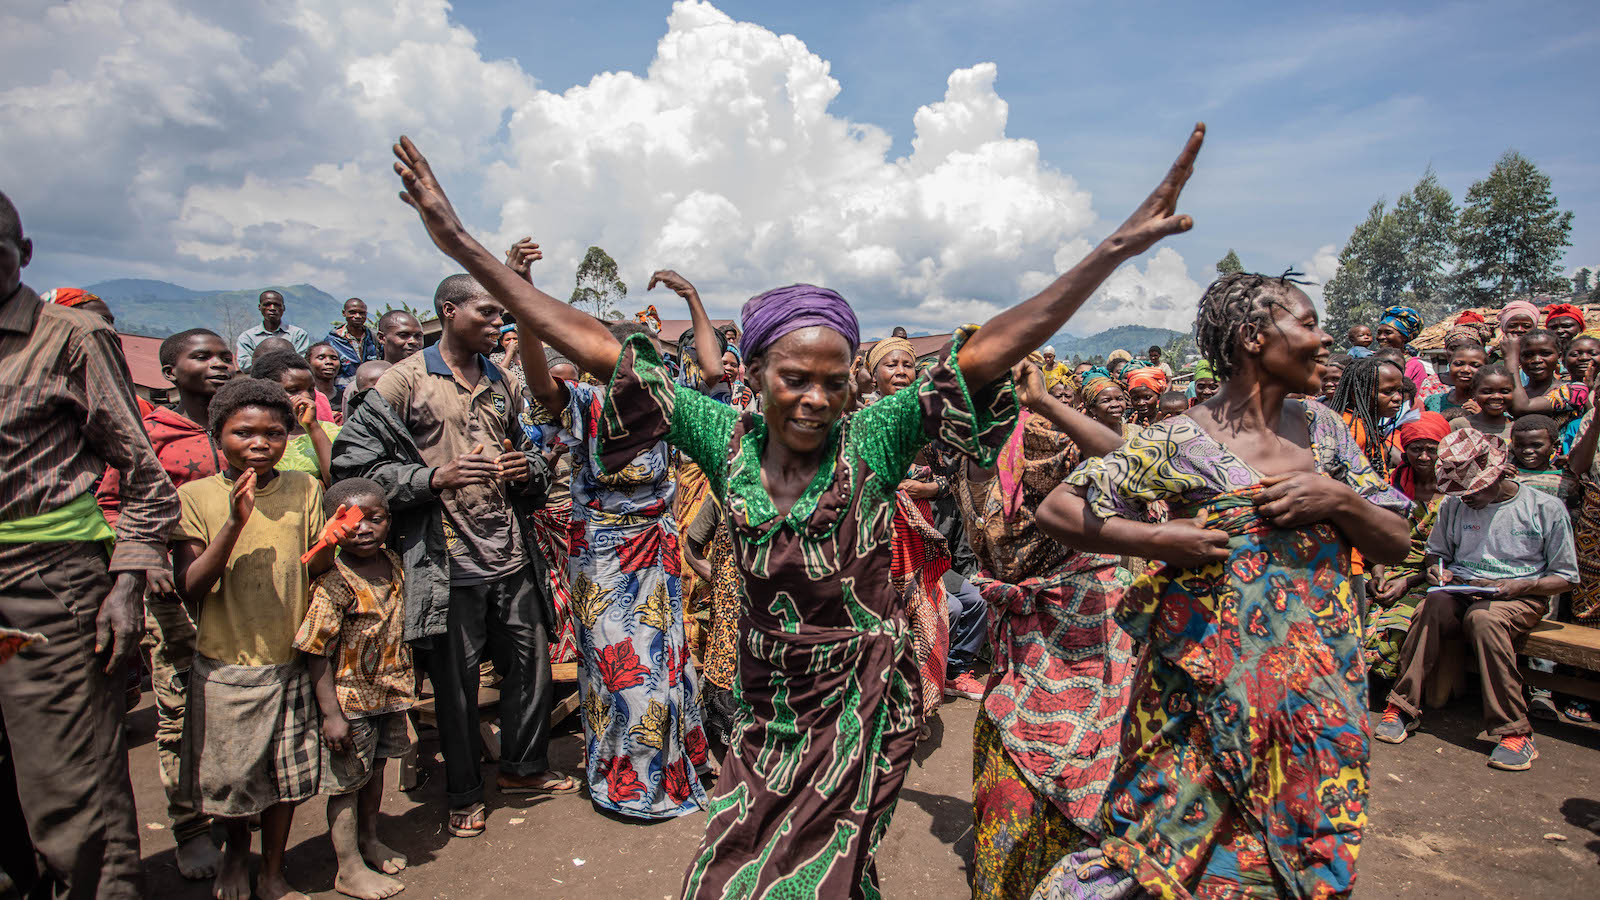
[738,284,859,359]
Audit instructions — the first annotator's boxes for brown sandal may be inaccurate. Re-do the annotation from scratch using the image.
[448,802,487,838]
[498,772,582,796]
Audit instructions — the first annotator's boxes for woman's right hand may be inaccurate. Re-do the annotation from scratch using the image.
[1373,574,1413,607]
[1150,514,1230,567]
[1013,361,1048,411]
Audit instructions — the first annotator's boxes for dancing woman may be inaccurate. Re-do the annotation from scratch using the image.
[512,249,717,820]
[390,124,1206,898]
[1035,272,1411,899]
[956,362,1129,897]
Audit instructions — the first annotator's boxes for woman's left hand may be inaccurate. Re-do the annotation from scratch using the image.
[1013,361,1048,411]
[1253,472,1351,528]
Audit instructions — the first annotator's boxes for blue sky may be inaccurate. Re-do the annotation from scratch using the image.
[454,0,1599,281]
[3,0,1595,337]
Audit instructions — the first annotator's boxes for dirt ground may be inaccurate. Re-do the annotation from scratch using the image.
[126,693,1599,899]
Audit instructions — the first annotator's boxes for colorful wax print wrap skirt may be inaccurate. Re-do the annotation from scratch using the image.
[1090,491,1370,899]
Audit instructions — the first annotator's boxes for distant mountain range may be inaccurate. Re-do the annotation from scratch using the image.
[86,278,1187,360]
[1044,323,1188,361]
[85,279,352,343]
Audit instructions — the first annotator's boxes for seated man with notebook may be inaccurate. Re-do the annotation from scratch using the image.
[1374,428,1579,771]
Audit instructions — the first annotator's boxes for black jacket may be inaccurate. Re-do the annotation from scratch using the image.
[331,387,551,646]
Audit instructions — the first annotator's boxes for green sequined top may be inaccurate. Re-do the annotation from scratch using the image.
[597,327,1016,633]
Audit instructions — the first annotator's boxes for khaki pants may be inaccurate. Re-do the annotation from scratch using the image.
[143,598,213,844]
[0,543,143,899]
[1388,590,1546,736]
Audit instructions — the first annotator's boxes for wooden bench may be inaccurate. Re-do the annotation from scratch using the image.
[399,661,580,790]
[1520,620,1600,703]
[1423,620,1600,707]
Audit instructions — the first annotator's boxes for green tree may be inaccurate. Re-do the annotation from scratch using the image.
[570,246,628,320]
[1573,267,1592,297]
[1453,150,1574,302]
[1390,168,1457,319]
[1215,249,1244,276]
[1323,169,1460,338]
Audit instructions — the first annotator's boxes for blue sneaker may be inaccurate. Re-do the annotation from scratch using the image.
[1488,734,1538,771]
[1373,705,1415,744]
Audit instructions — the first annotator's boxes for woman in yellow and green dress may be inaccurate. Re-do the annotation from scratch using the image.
[1365,412,1450,679]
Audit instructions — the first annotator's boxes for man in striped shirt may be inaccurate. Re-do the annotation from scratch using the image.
[0,190,178,899]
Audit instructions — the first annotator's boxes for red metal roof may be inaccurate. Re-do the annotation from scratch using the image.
[656,318,736,345]
[118,332,167,390]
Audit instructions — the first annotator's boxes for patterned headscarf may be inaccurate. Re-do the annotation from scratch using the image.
[634,304,662,333]
[42,287,100,309]
[739,284,859,359]
[1124,365,1168,394]
[1544,303,1585,330]
[1445,325,1489,350]
[1498,300,1539,331]
[1379,305,1424,343]
[866,336,916,374]
[1080,374,1121,404]
[1434,428,1511,496]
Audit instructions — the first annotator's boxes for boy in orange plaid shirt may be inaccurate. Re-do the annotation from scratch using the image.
[293,478,414,898]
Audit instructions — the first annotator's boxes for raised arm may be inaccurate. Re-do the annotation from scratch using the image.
[956,124,1205,387]
[504,238,570,417]
[1502,339,1559,415]
[649,270,723,386]
[393,139,621,377]
[1013,361,1123,458]
[1569,411,1599,478]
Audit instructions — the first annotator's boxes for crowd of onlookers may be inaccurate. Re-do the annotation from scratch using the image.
[3,168,1597,900]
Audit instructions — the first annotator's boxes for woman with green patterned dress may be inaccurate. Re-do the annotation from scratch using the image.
[389,125,1207,899]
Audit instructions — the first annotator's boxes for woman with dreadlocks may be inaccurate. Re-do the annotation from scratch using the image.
[1330,355,1406,477]
[1034,271,1410,899]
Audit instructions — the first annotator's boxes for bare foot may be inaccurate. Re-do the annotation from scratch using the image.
[360,838,408,874]
[256,869,309,900]
[335,865,404,899]
[177,834,222,879]
[211,848,249,900]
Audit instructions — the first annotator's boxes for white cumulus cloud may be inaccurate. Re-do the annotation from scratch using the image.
[3,0,1222,336]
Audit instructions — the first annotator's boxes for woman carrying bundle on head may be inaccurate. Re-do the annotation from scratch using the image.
[390,123,1205,898]
[1035,271,1411,900]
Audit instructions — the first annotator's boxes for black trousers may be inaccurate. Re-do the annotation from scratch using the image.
[0,543,142,899]
[425,565,554,809]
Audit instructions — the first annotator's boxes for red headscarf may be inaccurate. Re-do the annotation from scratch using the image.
[1124,365,1168,394]
[1454,310,1485,325]
[1390,412,1451,500]
[41,287,100,308]
[1544,303,1585,330]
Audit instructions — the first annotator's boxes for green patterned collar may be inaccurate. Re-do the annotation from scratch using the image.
[723,412,846,544]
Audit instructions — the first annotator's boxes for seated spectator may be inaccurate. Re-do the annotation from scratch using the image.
[1376,428,1579,771]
